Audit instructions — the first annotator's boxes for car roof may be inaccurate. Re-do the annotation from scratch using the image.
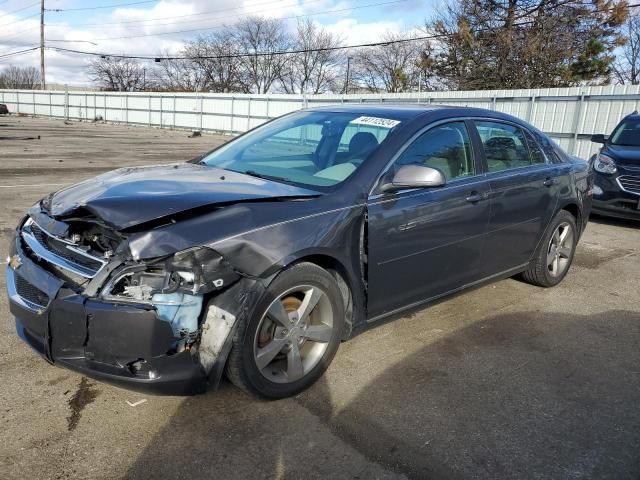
[306,103,518,122]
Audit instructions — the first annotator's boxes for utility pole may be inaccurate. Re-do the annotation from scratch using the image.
[344,56,351,95]
[40,0,45,90]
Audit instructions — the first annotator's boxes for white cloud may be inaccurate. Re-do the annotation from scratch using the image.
[323,18,406,45]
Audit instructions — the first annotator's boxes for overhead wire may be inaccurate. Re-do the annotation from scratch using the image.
[0,11,39,28]
[46,0,333,29]
[0,0,405,43]
[45,0,158,12]
[0,0,636,63]
[0,46,39,59]
[0,1,39,19]
[88,0,412,41]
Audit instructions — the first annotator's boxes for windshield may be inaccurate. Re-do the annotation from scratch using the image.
[610,118,640,146]
[200,110,401,188]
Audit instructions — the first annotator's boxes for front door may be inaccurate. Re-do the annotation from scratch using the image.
[367,121,491,319]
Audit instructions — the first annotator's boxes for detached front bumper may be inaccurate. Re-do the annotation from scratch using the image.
[592,172,640,220]
[7,233,209,395]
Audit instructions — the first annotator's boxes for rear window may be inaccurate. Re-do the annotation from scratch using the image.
[475,121,533,172]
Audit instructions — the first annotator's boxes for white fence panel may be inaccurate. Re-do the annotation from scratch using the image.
[3,86,640,158]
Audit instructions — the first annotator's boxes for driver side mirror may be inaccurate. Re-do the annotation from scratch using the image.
[590,134,607,144]
[381,165,446,193]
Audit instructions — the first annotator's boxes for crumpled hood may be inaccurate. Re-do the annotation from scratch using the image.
[45,163,320,230]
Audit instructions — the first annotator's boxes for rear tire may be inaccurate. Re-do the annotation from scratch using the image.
[225,262,344,399]
[521,210,578,288]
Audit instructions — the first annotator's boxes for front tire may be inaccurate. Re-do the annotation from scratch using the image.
[225,262,344,399]
[521,210,578,288]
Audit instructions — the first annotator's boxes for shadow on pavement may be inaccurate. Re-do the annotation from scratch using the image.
[126,310,640,480]
[589,214,639,229]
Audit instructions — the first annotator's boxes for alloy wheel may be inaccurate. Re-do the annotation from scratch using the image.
[547,221,574,277]
[253,285,334,384]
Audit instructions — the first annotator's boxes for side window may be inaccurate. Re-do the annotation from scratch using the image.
[393,122,475,181]
[532,130,564,163]
[475,121,537,172]
[524,131,547,164]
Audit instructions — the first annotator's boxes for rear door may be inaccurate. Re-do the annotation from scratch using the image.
[472,120,565,273]
[366,120,491,319]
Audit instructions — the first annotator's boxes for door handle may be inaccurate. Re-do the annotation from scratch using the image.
[543,178,556,187]
[465,191,485,203]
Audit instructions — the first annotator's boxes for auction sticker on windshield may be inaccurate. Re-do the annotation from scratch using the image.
[350,116,401,128]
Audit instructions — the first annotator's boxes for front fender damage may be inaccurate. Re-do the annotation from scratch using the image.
[93,201,366,392]
[56,243,271,394]
[114,246,268,391]
[197,275,268,389]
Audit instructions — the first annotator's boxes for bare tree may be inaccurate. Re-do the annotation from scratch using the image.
[184,30,246,92]
[280,19,345,94]
[87,56,148,91]
[0,66,41,89]
[154,54,207,92]
[231,16,293,93]
[615,14,640,85]
[353,32,425,92]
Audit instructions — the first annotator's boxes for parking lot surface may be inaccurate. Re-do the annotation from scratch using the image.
[1,116,639,480]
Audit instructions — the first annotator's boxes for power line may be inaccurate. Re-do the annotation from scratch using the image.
[46,0,158,12]
[44,0,639,62]
[0,11,39,28]
[46,0,330,29]
[0,46,39,59]
[89,0,412,41]
[45,29,502,61]
[0,0,402,43]
[41,0,635,42]
[2,0,636,63]
[0,1,39,19]
[0,44,37,55]
[0,0,321,41]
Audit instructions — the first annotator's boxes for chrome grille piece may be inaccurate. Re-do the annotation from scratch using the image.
[618,175,640,196]
[21,218,107,278]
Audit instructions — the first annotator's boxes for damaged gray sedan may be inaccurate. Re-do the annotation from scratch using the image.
[6,105,592,398]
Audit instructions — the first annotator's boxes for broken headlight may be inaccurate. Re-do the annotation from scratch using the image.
[101,248,239,339]
[101,247,239,305]
[102,266,203,340]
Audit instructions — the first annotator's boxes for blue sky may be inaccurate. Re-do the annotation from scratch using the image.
[0,0,433,85]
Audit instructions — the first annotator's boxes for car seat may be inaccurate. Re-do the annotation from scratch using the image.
[348,132,379,159]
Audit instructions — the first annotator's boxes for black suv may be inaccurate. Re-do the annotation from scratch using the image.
[590,112,640,220]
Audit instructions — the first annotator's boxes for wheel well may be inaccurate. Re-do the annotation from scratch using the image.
[289,254,355,339]
[561,203,581,229]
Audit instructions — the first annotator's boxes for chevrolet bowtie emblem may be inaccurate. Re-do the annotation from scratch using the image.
[9,255,22,270]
